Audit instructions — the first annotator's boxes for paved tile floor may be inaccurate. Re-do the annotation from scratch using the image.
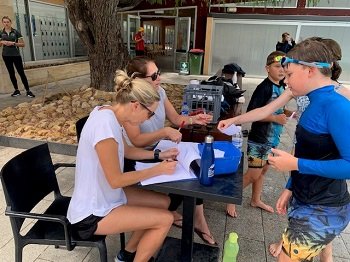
[0,75,349,261]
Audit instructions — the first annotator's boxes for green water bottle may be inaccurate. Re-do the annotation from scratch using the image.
[223,232,239,262]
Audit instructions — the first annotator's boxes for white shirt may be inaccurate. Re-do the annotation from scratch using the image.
[67,107,127,224]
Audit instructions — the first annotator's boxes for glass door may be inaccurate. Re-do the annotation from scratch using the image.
[127,15,141,58]
[174,17,191,71]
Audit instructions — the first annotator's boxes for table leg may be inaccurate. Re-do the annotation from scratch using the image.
[181,196,195,262]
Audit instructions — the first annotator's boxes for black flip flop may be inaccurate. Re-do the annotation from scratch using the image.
[194,228,218,246]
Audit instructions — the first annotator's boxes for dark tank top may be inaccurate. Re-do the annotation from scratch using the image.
[291,125,350,206]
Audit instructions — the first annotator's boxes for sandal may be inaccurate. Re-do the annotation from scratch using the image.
[172,218,183,229]
[194,228,218,246]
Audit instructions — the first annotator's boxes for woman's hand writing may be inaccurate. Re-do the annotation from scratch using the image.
[159,148,179,160]
[153,159,177,175]
[268,148,298,172]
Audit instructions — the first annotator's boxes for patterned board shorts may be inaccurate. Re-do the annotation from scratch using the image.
[247,141,273,168]
[282,198,350,261]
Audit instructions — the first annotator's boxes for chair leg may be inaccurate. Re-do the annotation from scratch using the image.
[15,243,23,262]
[120,233,126,251]
[97,239,108,262]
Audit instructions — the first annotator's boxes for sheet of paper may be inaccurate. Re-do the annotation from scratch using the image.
[220,124,241,136]
[214,149,225,158]
[136,161,197,186]
[155,140,200,173]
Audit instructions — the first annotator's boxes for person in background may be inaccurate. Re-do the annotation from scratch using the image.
[67,70,179,262]
[123,57,217,245]
[268,39,350,262]
[221,51,287,218]
[0,16,35,98]
[134,27,145,56]
[276,32,295,54]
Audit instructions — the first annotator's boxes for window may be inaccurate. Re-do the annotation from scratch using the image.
[234,0,297,7]
[165,26,175,50]
[306,0,350,8]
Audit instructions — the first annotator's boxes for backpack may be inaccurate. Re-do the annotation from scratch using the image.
[201,76,245,105]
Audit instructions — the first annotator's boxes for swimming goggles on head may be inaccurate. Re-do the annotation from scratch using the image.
[280,57,331,68]
[273,55,285,63]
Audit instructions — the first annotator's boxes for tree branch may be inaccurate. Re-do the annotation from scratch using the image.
[65,0,95,50]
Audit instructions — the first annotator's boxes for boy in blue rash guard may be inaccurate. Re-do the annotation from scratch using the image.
[268,39,350,262]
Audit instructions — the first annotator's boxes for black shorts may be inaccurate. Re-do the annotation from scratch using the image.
[71,214,103,240]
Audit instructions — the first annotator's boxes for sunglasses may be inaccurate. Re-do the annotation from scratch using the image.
[280,57,331,68]
[145,70,161,81]
[139,102,155,119]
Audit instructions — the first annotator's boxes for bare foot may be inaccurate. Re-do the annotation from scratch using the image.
[250,200,274,213]
[269,241,283,257]
[171,211,183,227]
[226,204,237,218]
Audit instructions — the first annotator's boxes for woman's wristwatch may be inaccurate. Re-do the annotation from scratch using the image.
[154,149,161,160]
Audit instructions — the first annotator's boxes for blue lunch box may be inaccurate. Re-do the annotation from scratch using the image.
[198,141,241,176]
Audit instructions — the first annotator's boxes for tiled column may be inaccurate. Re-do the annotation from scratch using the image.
[0,0,16,94]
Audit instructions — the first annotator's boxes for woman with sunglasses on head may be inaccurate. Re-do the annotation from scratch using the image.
[67,70,179,262]
[123,57,217,246]
[0,16,35,97]
[124,56,212,147]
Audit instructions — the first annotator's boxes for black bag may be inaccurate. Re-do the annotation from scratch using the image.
[201,76,245,105]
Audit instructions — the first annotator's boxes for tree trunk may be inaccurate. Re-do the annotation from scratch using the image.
[65,0,129,91]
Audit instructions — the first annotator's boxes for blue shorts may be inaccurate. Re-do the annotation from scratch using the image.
[282,198,350,261]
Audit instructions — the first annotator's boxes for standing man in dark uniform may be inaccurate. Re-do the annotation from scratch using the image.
[0,16,35,97]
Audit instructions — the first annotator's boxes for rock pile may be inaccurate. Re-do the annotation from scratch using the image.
[0,83,185,144]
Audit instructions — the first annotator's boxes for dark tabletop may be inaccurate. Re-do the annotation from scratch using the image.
[142,154,243,205]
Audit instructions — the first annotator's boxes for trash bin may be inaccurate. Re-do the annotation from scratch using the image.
[189,49,204,75]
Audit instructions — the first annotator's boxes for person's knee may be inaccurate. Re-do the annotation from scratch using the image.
[246,169,262,183]
[159,210,173,227]
[159,194,171,209]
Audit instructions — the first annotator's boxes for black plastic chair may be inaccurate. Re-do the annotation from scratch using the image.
[75,116,126,250]
[75,116,89,142]
[0,143,108,262]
